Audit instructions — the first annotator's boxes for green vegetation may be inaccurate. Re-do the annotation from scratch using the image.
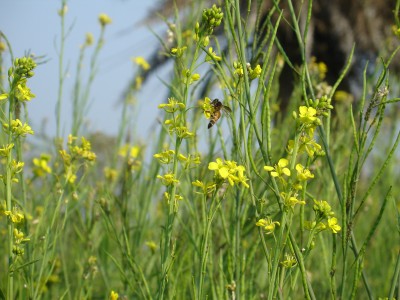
[1,1,400,299]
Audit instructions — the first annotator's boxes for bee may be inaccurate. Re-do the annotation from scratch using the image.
[208,99,232,129]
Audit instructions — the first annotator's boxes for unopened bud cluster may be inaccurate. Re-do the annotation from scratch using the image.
[9,57,37,80]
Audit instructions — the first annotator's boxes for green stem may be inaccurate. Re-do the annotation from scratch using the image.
[158,138,181,300]
[268,212,287,300]
[198,194,221,299]
[6,90,14,300]
[56,0,67,138]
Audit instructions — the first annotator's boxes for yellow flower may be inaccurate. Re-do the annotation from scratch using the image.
[0,41,7,53]
[11,160,24,174]
[295,164,314,181]
[118,145,140,158]
[65,168,77,184]
[13,228,30,244]
[264,158,291,178]
[334,90,354,103]
[313,200,335,219]
[298,135,323,158]
[318,62,328,79]
[328,217,341,233]
[208,158,249,188]
[192,180,216,195]
[174,126,195,139]
[281,192,306,208]
[99,13,112,26]
[104,167,118,181]
[205,47,222,62]
[135,76,143,90]
[178,153,201,169]
[170,46,187,57]
[58,4,68,16]
[0,93,8,101]
[158,97,185,113]
[233,61,244,77]
[4,207,24,223]
[154,149,175,164]
[249,64,262,80]
[15,79,35,102]
[157,173,179,186]
[145,241,157,252]
[109,290,119,300]
[208,158,229,178]
[235,165,249,188]
[0,143,14,157]
[85,32,94,46]
[297,106,318,125]
[181,69,200,85]
[59,149,71,166]
[201,97,213,119]
[132,56,150,71]
[3,119,34,137]
[256,217,280,234]
[164,192,183,202]
[281,253,297,268]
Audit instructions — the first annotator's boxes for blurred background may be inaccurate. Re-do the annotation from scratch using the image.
[0,0,163,138]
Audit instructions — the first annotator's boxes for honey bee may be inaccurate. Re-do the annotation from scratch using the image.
[208,99,232,129]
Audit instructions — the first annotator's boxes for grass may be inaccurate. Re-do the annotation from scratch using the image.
[1,0,400,299]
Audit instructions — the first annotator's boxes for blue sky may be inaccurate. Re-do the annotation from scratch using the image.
[0,0,165,137]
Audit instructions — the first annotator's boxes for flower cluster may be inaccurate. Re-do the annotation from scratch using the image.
[181,68,200,85]
[154,149,176,164]
[164,191,184,208]
[103,167,118,182]
[308,95,334,118]
[248,63,262,80]
[171,46,187,58]
[118,144,142,171]
[192,180,217,195]
[157,173,179,186]
[3,119,34,137]
[281,254,297,268]
[304,200,341,234]
[309,57,328,81]
[158,97,186,113]
[0,56,37,104]
[11,56,37,79]
[289,104,330,159]
[256,217,280,235]
[208,158,249,188]
[32,154,52,177]
[59,135,96,184]
[0,155,24,184]
[155,149,201,185]
[199,4,223,36]
[14,79,35,102]
[132,56,150,71]
[163,109,195,139]
[205,47,222,63]
[232,61,261,80]
[0,143,13,157]
[3,205,24,224]
[84,32,94,47]
[2,205,29,257]
[264,159,314,209]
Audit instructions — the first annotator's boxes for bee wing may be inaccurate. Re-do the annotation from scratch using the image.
[222,105,232,115]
